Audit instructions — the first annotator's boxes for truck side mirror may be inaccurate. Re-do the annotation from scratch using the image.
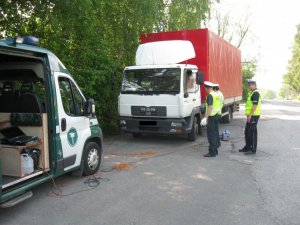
[196,71,204,85]
[85,98,96,116]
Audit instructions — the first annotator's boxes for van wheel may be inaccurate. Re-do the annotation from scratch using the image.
[188,116,198,141]
[83,142,101,176]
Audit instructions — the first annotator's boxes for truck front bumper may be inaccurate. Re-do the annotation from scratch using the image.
[120,117,192,135]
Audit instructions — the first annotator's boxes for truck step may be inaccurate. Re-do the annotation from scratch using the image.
[0,191,33,208]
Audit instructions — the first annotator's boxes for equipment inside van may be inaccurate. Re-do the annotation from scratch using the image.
[0,126,38,146]
[0,66,51,186]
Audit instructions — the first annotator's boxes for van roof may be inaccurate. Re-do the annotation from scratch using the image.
[0,39,52,54]
[0,39,70,74]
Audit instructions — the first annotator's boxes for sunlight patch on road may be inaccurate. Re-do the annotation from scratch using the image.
[157,180,192,202]
[144,172,155,176]
[192,173,213,181]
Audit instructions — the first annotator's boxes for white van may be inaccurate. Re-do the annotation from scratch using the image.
[0,36,103,207]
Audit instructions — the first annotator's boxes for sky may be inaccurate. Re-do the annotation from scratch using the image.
[209,0,300,91]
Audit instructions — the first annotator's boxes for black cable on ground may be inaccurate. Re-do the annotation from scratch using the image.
[101,166,115,173]
[48,174,110,198]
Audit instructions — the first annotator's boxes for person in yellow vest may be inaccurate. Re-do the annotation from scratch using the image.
[201,81,221,157]
[213,83,224,148]
[239,79,262,155]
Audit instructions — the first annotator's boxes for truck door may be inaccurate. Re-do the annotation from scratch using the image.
[54,72,91,171]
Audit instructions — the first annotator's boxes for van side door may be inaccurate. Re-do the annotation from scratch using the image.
[0,159,2,196]
[54,72,91,171]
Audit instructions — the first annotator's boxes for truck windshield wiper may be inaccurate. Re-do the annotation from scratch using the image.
[151,91,178,95]
[121,91,153,95]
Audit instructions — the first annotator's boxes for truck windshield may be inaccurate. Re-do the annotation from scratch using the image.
[122,68,181,94]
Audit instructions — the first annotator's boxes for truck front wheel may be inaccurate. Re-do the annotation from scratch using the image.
[187,116,198,141]
[83,142,102,176]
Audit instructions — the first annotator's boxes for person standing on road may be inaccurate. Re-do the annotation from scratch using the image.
[239,79,262,155]
[213,84,224,148]
[201,81,221,157]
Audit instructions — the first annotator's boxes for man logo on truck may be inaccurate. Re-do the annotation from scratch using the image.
[67,127,78,147]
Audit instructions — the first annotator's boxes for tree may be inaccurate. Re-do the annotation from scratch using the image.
[262,89,277,100]
[164,0,211,31]
[207,4,256,100]
[279,84,298,100]
[208,5,252,49]
[242,62,256,100]
[0,0,213,133]
[282,24,300,99]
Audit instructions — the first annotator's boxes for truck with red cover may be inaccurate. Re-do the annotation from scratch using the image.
[141,29,242,121]
[119,29,242,140]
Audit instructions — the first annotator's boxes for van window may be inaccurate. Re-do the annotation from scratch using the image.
[71,82,85,116]
[58,77,85,117]
[59,77,76,116]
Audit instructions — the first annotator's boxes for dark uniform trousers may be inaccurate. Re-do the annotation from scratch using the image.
[245,116,260,152]
[207,115,219,155]
[216,115,221,148]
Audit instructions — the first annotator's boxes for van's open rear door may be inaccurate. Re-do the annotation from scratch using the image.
[0,159,2,197]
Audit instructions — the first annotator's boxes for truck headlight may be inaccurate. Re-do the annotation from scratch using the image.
[171,122,182,127]
[120,120,126,125]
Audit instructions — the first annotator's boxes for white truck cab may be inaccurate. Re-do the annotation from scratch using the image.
[119,41,204,141]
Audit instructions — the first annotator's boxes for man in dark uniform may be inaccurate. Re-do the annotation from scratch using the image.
[213,84,224,148]
[239,79,262,155]
[201,81,221,157]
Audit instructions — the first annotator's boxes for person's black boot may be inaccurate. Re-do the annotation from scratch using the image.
[239,147,250,152]
[204,153,216,157]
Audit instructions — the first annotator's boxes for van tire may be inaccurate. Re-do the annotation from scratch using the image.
[187,116,198,141]
[83,142,101,176]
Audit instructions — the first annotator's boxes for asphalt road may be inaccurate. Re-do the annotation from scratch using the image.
[0,100,300,225]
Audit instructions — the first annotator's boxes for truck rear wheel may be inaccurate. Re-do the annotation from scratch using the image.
[83,142,101,176]
[187,116,198,141]
[222,107,232,123]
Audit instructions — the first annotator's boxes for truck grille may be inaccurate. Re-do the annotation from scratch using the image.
[131,106,167,117]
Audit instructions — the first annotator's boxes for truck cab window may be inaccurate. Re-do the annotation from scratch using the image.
[184,69,198,93]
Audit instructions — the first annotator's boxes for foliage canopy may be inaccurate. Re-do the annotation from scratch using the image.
[281,25,300,99]
[0,0,212,133]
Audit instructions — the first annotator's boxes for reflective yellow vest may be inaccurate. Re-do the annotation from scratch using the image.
[206,91,221,116]
[245,90,261,116]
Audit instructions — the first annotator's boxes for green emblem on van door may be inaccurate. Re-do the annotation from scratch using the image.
[67,127,78,147]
